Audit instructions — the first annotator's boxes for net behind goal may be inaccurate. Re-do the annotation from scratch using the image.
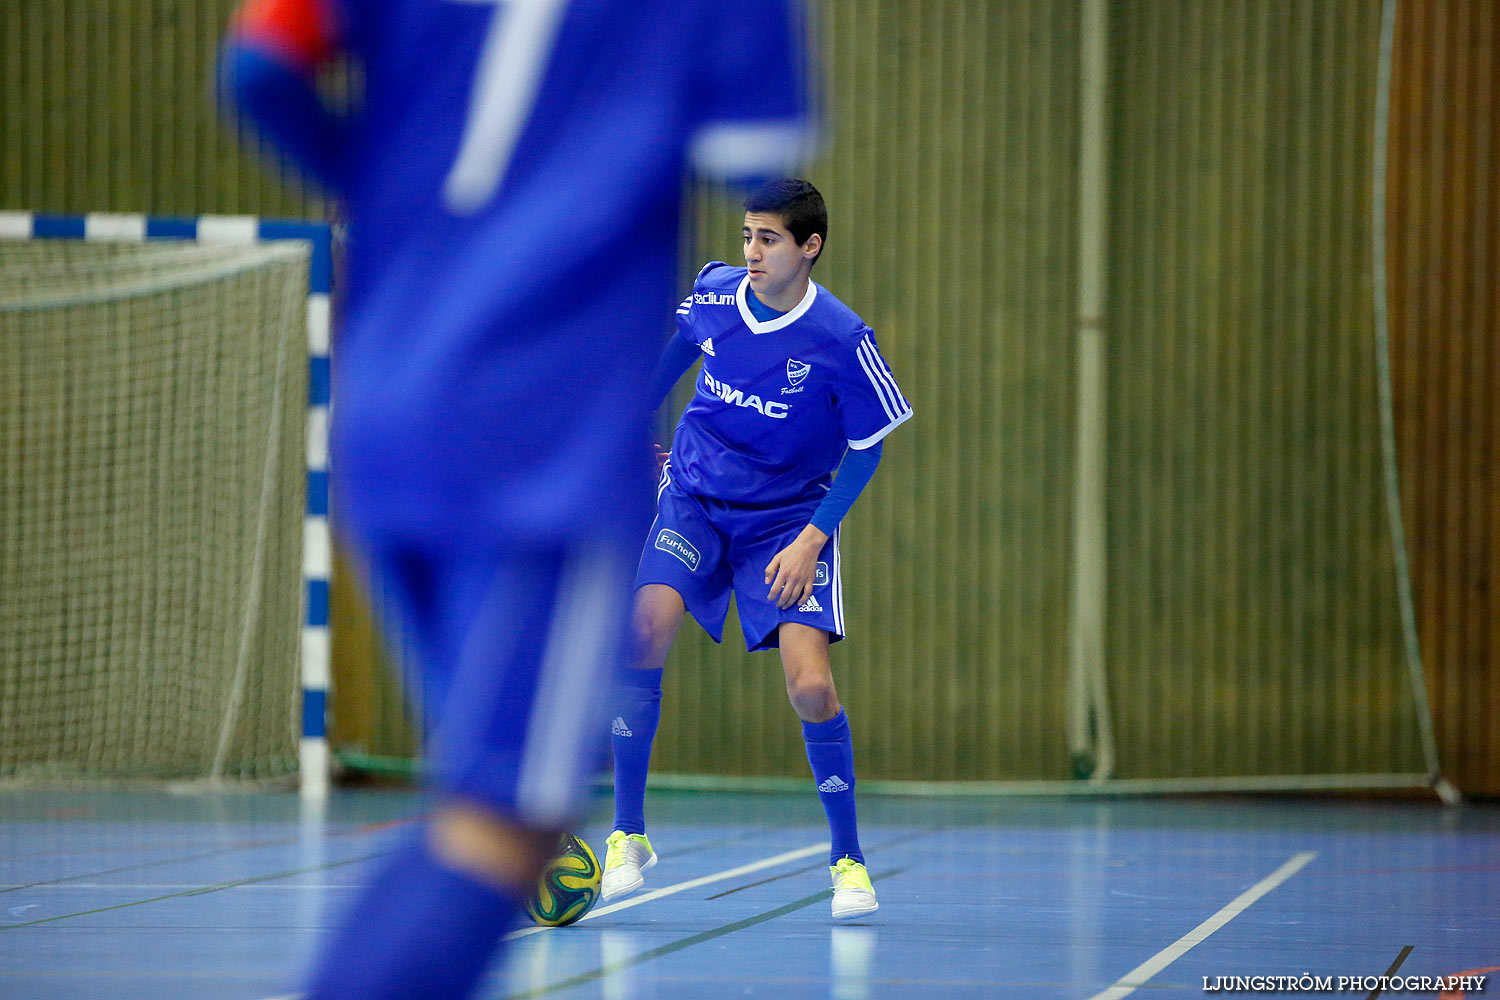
[0,219,323,784]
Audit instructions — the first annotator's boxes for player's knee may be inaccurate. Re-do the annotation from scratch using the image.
[428,801,555,894]
[632,586,684,669]
[632,613,676,670]
[786,676,838,722]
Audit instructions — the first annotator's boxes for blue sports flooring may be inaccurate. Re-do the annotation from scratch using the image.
[1,787,1497,999]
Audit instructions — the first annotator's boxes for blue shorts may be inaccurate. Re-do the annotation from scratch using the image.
[362,533,634,828]
[635,472,845,652]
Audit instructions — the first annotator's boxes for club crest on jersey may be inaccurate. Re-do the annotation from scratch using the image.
[701,371,790,419]
[655,529,701,570]
[782,358,810,395]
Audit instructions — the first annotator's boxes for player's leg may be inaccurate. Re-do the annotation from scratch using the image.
[606,485,732,900]
[779,623,878,919]
[635,582,688,669]
[731,511,876,921]
[611,583,684,834]
[779,623,864,868]
[305,807,554,1000]
[601,583,683,899]
[779,620,839,723]
[306,540,631,1000]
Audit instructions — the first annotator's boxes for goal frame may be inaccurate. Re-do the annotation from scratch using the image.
[0,211,333,798]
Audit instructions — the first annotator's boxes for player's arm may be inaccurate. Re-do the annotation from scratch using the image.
[644,330,699,472]
[765,327,912,609]
[765,443,883,610]
[646,330,702,414]
[648,265,730,459]
[219,0,349,194]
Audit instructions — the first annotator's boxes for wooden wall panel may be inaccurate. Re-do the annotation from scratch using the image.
[0,1,320,219]
[1101,0,1426,779]
[1388,0,1500,796]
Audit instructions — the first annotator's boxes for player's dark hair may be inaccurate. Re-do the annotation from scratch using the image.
[744,178,827,265]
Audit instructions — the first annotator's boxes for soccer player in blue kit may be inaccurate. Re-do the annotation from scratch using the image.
[605,178,911,920]
[221,0,815,997]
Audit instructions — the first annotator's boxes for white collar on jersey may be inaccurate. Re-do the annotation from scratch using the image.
[736,274,818,334]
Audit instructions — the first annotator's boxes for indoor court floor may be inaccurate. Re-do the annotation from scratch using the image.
[2,786,1497,999]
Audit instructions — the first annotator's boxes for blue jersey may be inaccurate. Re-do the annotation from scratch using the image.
[229,0,815,543]
[667,263,911,507]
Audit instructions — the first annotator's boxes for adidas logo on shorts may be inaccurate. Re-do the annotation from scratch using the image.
[818,775,850,793]
[611,716,633,737]
[798,594,823,613]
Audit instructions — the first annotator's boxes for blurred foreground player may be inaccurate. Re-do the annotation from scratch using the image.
[606,179,910,919]
[221,1,815,997]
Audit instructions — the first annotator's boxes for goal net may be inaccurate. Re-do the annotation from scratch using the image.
[0,238,309,784]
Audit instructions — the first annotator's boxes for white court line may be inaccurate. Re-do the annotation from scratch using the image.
[1087,850,1318,1000]
[254,841,832,997]
[504,840,830,940]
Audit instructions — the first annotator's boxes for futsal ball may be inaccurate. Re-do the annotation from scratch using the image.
[525,833,602,927]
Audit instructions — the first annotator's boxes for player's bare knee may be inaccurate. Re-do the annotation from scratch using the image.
[632,614,677,670]
[632,617,665,668]
[632,585,685,669]
[429,801,555,894]
[786,677,838,722]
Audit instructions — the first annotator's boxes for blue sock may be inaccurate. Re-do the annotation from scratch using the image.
[803,709,864,866]
[305,827,523,1000]
[610,668,663,835]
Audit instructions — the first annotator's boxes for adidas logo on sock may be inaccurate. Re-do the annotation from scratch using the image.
[611,716,633,737]
[798,594,823,613]
[818,774,850,793]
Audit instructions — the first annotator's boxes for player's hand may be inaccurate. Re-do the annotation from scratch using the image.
[653,443,670,473]
[765,524,828,610]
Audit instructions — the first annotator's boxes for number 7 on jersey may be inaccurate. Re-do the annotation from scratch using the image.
[443,0,568,214]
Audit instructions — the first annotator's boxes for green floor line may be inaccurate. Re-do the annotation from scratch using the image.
[0,851,382,930]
